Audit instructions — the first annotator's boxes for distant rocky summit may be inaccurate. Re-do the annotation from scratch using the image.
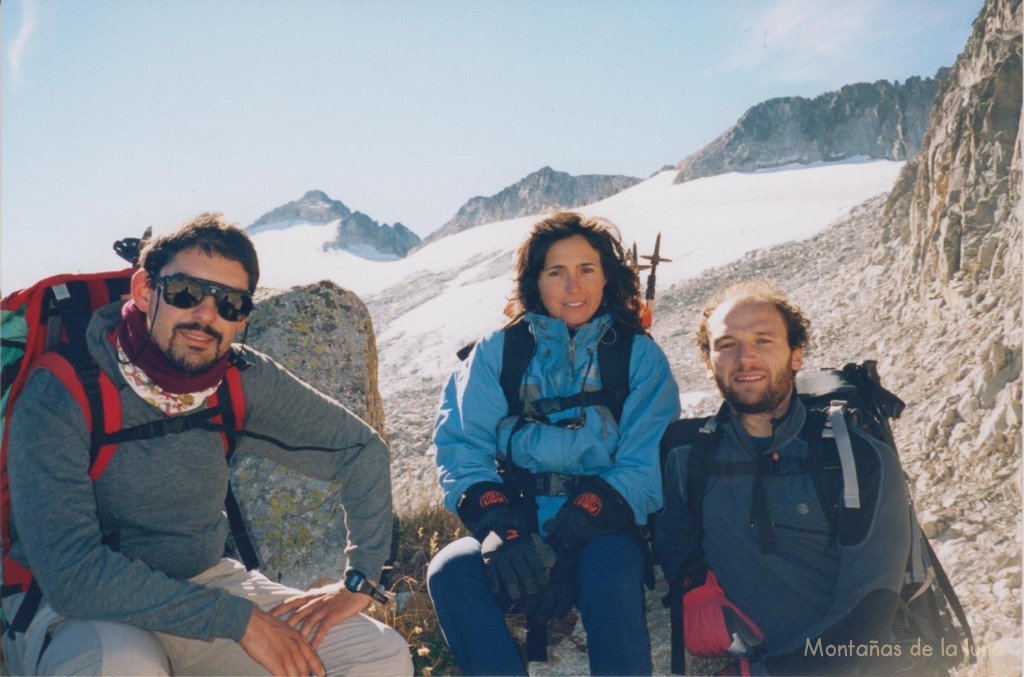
[674,72,947,183]
[324,211,420,259]
[248,190,420,259]
[247,190,352,234]
[417,166,641,248]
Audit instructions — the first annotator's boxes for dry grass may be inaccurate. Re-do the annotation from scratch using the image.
[366,502,465,676]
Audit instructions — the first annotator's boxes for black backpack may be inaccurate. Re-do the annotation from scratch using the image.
[659,361,975,675]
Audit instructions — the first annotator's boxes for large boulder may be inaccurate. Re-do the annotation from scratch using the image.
[230,280,387,589]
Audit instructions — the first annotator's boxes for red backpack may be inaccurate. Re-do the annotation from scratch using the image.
[0,238,255,639]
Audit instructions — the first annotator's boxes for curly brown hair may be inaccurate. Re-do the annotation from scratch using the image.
[140,213,260,292]
[506,211,644,333]
[695,279,810,359]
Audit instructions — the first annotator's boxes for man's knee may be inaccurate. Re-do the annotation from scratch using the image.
[36,619,169,676]
[318,614,412,677]
[352,622,413,677]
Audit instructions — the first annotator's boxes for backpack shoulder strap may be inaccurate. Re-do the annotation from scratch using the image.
[202,362,258,571]
[596,321,635,423]
[684,406,729,545]
[801,407,842,539]
[3,347,121,634]
[210,363,247,460]
[31,350,94,429]
[659,412,723,544]
[824,402,861,509]
[499,321,535,417]
[660,417,709,460]
[32,346,122,481]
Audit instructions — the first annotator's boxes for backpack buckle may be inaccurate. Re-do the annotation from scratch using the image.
[162,417,191,434]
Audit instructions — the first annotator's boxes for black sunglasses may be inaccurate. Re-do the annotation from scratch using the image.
[156,273,254,322]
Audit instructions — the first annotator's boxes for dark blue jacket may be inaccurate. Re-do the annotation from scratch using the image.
[655,395,911,673]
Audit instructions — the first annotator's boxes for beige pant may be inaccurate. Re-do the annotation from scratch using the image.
[2,559,412,676]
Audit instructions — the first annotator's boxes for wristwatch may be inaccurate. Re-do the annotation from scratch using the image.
[344,569,389,605]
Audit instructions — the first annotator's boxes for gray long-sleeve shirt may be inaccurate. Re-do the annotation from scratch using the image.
[8,302,394,643]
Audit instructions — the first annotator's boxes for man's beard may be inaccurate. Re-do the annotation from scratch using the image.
[715,368,795,415]
[164,322,225,374]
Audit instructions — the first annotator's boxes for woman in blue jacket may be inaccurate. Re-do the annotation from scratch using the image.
[427,212,680,675]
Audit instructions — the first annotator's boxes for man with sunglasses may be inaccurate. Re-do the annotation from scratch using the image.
[4,214,412,676]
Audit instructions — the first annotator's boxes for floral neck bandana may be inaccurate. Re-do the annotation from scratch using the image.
[116,337,218,416]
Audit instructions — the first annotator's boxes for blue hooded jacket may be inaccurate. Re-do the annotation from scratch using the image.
[432,311,680,527]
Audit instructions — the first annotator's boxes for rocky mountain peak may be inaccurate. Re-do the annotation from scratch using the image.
[300,189,333,202]
[325,211,420,259]
[416,167,642,249]
[674,71,948,184]
[248,190,420,259]
[247,189,352,234]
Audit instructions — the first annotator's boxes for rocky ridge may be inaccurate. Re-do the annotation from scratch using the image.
[417,166,641,249]
[248,190,421,259]
[324,211,420,259]
[247,190,352,234]
[674,72,946,184]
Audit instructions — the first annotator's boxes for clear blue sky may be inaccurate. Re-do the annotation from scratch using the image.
[1,0,982,290]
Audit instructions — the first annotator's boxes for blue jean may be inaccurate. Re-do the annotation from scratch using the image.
[427,533,651,676]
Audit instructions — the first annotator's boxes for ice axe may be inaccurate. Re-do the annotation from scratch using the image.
[628,242,651,275]
[641,232,671,315]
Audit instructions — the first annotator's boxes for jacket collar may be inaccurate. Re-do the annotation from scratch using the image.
[88,301,130,385]
[524,311,613,347]
[723,389,808,454]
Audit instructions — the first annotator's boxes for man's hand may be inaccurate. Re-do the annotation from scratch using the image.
[271,582,371,650]
[240,607,327,677]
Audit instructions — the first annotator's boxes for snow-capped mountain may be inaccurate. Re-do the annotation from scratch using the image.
[247,190,420,259]
[253,158,903,315]
[247,190,352,234]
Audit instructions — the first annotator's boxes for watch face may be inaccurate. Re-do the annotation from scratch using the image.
[345,569,387,604]
[346,570,366,592]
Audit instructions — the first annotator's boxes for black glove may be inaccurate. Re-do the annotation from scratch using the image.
[524,477,635,620]
[457,482,552,601]
[672,558,709,599]
[521,548,576,621]
[543,476,635,553]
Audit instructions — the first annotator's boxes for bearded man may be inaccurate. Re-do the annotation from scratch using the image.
[655,280,911,675]
[3,214,411,676]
